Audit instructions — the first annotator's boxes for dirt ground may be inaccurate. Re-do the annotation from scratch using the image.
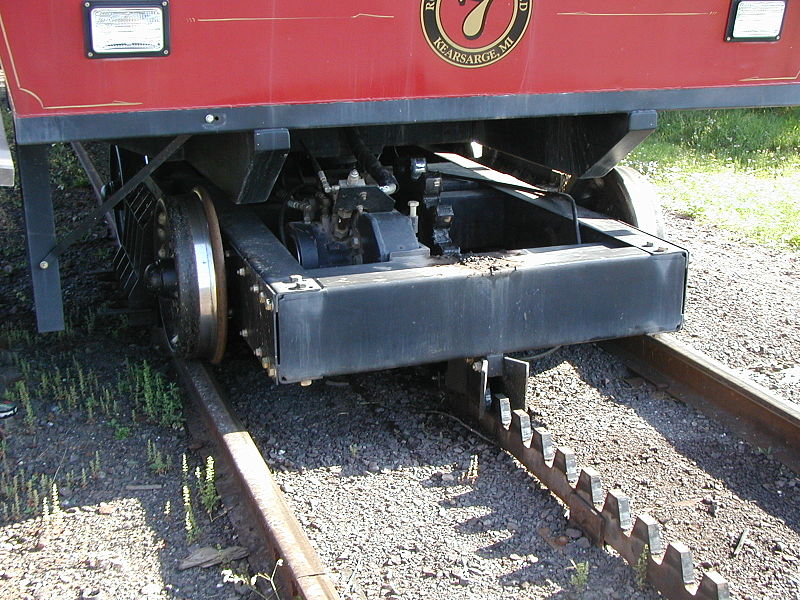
[0,94,252,599]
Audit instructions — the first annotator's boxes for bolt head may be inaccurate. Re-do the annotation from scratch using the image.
[472,360,483,372]
[39,260,49,270]
[254,348,263,357]
[204,114,215,124]
[239,329,248,338]
[237,267,246,277]
[250,284,260,293]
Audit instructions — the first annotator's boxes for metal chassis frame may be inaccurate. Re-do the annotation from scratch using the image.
[220,164,688,383]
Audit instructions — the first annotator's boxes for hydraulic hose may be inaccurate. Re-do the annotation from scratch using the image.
[348,128,398,195]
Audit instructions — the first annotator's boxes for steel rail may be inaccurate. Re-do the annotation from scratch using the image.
[601,333,800,473]
[174,358,340,600]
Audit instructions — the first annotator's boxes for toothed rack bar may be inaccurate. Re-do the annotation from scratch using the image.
[445,357,730,600]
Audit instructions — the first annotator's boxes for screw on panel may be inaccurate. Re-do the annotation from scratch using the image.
[204,114,216,124]
[87,52,94,58]
[39,261,49,270]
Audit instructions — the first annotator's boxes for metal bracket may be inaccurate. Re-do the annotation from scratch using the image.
[0,112,14,187]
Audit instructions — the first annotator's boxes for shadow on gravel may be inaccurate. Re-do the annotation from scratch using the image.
[538,343,800,538]
[219,346,662,599]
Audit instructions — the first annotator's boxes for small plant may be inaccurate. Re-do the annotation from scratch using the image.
[196,456,219,517]
[90,451,102,478]
[146,439,171,474]
[110,418,131,440]
[462,454,479,484]
[182,483,199,543]
[10,381,36,431]
[635,544,650,589]
[569,559,589,592]
[50,482,63,526]
[222,559,285,600]
[125,361,183,429]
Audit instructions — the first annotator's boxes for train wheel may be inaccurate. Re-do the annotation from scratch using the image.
[145,187,227,363]
[570,166,665,238]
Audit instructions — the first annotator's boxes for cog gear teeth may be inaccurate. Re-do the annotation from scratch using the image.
[697,572,730,600]
[554,447,578,483]
[633,514,664,556]
[533,427,554,462]
[511,409,532,446]
[493,392,512,428]
[445,358,730,600]
[576,467,604,505]
[602,489,632,531]
[661,542,695,586]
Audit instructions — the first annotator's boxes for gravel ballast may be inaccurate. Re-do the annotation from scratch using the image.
[1,123,798,600]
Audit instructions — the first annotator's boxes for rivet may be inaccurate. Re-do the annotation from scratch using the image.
[39,260,49,270]
[87,52,94,58]
[204,114,215,124]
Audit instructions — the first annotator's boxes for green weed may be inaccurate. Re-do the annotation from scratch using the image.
[124,361,183,429]
[196,456,219,517]
[569,559,589,592]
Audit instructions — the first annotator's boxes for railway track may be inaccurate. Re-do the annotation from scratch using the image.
[173,335,799,600]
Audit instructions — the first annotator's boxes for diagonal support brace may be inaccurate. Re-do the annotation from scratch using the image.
[40,133,190,265]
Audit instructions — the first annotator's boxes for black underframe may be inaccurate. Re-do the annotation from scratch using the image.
[13,83,798,333]
[14,84,800,145]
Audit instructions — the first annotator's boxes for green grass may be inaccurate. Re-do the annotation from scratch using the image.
[626,108,800,248]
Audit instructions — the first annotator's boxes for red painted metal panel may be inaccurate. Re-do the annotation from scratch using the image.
[1,1,798,118]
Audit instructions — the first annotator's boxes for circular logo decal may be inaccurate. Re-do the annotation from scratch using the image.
[421,0,532,68]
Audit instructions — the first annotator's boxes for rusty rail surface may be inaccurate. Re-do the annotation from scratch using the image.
[175,358,340,600]
[601,334,800,473]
